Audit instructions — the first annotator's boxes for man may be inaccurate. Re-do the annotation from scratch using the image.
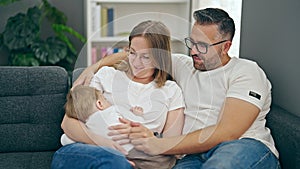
[74,8,280,169]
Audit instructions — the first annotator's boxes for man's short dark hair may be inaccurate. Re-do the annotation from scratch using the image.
[193,8,235,40]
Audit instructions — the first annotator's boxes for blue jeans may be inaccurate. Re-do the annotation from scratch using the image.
[173,138,281,169]
[51,143,132,169]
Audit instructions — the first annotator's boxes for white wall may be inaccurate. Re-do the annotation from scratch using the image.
[240,0,300,116]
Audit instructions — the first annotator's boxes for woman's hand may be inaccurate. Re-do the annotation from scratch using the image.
[108,118,132,145]
[72,63,99,87]
[92,134,129,155]
[93,134,128,155]
[72,51,128,88]
[128,121,154,139]
[108,118,166,155]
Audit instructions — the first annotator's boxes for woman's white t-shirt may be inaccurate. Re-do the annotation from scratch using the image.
[90,66,185,133]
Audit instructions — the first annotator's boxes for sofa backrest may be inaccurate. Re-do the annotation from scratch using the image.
[0,66,68,152]
[72,67,85,85]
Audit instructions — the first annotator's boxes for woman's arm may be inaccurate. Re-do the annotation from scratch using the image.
[73,51,127,87]
[161,108,184,137]
[61,115,128,154]
[61,115,95,144]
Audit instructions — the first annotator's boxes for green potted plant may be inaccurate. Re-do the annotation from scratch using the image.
[0,0,86,73]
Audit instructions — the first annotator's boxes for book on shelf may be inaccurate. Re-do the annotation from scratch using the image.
[91,2,101,34]
[91,47,97,64]
[90,47,124,62]
[90,3,115,37]
[107,8,114,37]
[102,47,124,57]
[101,7,108,37]
[100,7,114,37]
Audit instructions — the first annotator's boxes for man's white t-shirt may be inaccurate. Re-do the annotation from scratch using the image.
[172,53,278,157]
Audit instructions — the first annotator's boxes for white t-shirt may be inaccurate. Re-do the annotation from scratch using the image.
[172,53,278,157]
[90,66,185,133]
[87,106,133,151]
[60,106,134,151]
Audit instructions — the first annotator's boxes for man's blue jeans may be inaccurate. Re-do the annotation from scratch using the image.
[173,138,281,169]
[51,143,132,169]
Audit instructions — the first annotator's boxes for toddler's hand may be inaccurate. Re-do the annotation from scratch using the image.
[130,106,144,116]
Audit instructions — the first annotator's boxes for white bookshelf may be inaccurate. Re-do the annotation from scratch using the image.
[84,0,191,66]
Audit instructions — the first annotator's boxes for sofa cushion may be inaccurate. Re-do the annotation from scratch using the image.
[0,66,68,152]
[0,151,55,169]
[267,104,300,169]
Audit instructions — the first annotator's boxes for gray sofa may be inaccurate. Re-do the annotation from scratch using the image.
[0,66,299,169]
[0,66,67,169]
[266,104,300,169]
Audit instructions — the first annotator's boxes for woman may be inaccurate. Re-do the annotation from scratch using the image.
[51,20,185,169]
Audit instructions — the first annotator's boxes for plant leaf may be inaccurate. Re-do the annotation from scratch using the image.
[42,0,67,25]
[27,6,42,26]
[10,52,40,66]
[52,24,86,43]
[31,37,67,64]
[3,11,40,50]
[47,37,67,64]
[52,24,86,55]
[31,40,48,63]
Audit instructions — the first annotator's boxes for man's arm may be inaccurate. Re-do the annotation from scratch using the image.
[131,97,260,155]
[73,51,127,87]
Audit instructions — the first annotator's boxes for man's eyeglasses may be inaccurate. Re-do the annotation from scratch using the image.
[184,38,229,54]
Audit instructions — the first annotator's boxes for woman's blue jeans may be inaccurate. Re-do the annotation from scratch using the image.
[51,143,132,169]
[51,138,280,169]
[173,138,281,169]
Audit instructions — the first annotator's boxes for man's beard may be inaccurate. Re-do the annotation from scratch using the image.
[191,54,222,71]
[192,54,207,71]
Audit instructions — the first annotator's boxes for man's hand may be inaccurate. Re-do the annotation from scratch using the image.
[108,118,168,155]
[130,134,163,156]
[128,120,164,155]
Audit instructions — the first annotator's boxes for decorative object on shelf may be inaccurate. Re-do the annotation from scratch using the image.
[0,0,86,73]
